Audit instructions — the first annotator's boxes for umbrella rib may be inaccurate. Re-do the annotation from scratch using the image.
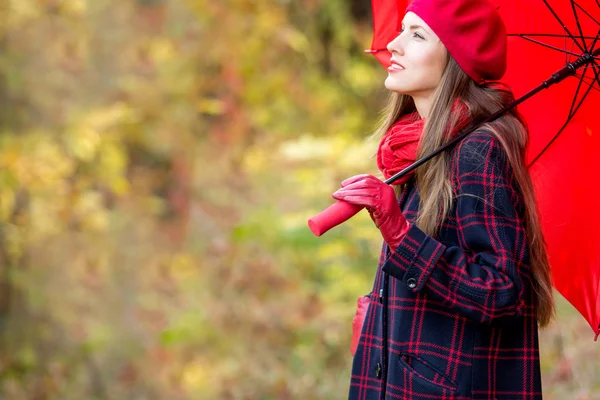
[508,33,599,40]
[590,29,600,54]
[580,80,600,93]
[576,64,600,85]
[529,69,597,167]
[571,1,589,52]
[528,121,570,167]
[542,0,586,53]
[568,67,589,118]
[568,73,595,122]
[575,59,600,93]
[573,1,600,27]
[514,35,582,57]
[527,87,592,167]
[590,60,600,91]
[575,74,600,93]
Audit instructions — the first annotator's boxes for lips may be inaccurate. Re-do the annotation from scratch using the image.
[388,59,405,72]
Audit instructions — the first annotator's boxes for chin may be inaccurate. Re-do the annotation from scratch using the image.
[384,76,408,95]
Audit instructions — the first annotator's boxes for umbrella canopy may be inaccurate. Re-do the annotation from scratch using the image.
[367,0,600,338]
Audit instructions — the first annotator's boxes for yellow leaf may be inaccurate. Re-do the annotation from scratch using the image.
[181,359,219,396]
[150,39,176,63]
[66,126,101,162]
[74,191,109,232]
[280,27,310,55]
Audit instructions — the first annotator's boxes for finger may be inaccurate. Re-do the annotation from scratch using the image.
[344,175,388,191]
[339,178,385,192]
[332,191,380,209]
[351,176,395,198]
[333,187,379,199]
[341,174,376,187]
[360,175,387,186]
[331,192,378,205]
[337,195,380,209]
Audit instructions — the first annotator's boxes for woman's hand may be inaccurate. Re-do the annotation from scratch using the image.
[332,174,410,250]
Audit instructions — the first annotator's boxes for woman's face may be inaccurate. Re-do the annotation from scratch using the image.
[384,12,448,99]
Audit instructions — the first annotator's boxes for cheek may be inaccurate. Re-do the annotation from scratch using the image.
[417,51,445,78]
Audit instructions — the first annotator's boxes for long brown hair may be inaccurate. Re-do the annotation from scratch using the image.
[373,57,555,327]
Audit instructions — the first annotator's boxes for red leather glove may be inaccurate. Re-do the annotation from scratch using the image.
[332,174,410,250]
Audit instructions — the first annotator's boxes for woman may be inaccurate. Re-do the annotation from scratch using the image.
[332,1,555,399]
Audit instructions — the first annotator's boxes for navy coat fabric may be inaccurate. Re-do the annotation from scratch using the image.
[348,131,542,400]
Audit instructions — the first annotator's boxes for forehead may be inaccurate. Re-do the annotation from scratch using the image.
[402,11,429,29]
[401,11,439,38]
[402,11,424,24]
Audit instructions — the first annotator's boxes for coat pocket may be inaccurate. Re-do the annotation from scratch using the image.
[397,352,458,392]
[350,295,370,356]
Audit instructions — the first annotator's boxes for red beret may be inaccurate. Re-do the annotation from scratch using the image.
[405,0,507,83]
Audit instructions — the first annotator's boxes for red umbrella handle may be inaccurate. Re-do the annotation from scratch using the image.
[308,201,363,236]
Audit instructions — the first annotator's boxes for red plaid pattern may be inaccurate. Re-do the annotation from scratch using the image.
[348,131,542,399]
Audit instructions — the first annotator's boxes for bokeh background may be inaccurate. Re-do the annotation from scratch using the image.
[0,0,598,399]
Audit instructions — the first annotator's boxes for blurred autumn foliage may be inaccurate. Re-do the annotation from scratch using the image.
[0,1,598,399]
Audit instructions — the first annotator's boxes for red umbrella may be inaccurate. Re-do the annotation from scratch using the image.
[499,1,600,341]
[309,0,600,339]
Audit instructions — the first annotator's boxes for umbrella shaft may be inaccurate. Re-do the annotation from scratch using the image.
[547,47,600,87]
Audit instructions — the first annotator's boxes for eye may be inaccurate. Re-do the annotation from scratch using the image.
[413,32,424,40]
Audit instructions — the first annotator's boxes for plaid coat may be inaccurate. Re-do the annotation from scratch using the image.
[348,131,542,400]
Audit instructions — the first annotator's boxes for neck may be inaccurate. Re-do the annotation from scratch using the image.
[412,95,431,119]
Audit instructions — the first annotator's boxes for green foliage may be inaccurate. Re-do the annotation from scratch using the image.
[0,1,597,399]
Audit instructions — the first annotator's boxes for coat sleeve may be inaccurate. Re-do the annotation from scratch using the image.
[381,131,530,324]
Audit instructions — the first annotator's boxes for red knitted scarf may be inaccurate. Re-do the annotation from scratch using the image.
[376,103,471,185]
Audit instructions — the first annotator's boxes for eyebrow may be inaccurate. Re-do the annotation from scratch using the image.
[402,23,430,34]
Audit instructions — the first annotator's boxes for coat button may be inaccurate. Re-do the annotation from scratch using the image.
[407,278,417,289]
[375,362,382,378]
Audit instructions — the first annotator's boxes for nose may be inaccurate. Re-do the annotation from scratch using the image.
[386,33,404,55]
